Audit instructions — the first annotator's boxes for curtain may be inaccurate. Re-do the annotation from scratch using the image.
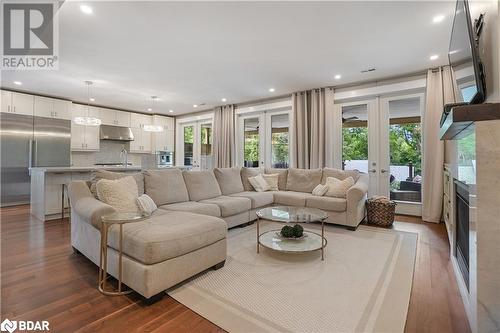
[422,66,457,222]
[292,89,327,169]
[212,105,235,168]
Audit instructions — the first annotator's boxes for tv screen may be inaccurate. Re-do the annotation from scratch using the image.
[448,0,485,104]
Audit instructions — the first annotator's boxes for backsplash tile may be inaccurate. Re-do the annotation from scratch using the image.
[71,141,145,167]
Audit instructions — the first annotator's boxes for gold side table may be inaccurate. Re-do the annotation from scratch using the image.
[99,212,147,296]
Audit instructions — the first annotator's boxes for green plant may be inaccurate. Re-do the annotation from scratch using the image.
[292,224,304,237]
[280,225,294,238]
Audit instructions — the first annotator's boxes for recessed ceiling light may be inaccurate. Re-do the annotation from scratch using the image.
[147,108,152,111]
[80,5,93,15]
[433,15,445,23]
[13,81,22,85]
[193,104,198,108]
[221,98,227,102]
[169,110,173,113]
[334,74,342,80]
[269,88,275,92]
[89,97,95,102]
[430,54,439,60]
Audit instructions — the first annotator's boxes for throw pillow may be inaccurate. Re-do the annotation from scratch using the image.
[96,176,139,213]
[90,170,144,198]
[312,184,329,196]
[248,174,271,192]
[262,173,279,191]
[325,176,355,198]
[136,194,157,216]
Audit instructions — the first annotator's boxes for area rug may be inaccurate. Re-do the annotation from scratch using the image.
[168,221,417,333]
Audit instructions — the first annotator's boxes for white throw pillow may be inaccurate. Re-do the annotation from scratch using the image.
[248,174,271,192]
[325,176,355,198]
[262,173,279,191]
[96,176,139,213]
[312,184,329,196]
[136,194,157,216]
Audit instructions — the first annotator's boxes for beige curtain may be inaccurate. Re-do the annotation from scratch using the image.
[292,89,326,169]
[213,105,235,168]
[422,66,457,222]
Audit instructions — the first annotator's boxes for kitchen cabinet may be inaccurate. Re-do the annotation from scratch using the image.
[34,96,71,119]
[130,127,152,153]
[100,108,131,127]
[152,115,175,152]
[131,113,152,128]
[70,104,100,151]
[1,90,34,115]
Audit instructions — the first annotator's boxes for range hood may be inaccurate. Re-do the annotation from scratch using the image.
[100,125,134,141]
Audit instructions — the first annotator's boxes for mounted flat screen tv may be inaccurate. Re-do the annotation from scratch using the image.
[448,0,486,104]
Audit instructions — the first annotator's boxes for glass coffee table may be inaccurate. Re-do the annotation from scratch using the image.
[256,206,328,260]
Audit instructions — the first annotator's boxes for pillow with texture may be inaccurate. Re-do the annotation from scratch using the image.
[90,170,144,198]
[248,174,271,192]
[136,194,157,216]
[312,184,329,196]
[262,173,279,191]
[325,176,355,198]
[96,176,139,213]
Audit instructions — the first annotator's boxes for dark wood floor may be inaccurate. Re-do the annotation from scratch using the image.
[1,205,470,333]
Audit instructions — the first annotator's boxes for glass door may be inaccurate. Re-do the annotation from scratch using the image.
[241,115,264,168]
[379,94,423,211]
[178,120,213,170]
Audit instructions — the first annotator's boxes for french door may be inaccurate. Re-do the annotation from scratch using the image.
[177,120,213,170]
[236,110,290,169]
[333,93,424,215]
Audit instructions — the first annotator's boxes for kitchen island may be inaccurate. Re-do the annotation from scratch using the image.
[30,166,142,222]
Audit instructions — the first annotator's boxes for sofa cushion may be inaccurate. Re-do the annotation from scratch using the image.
[90,170,144,198]
[230,191,274,209]
[306,196,347,212]
[241,167,263,191]
[199,196,252,217]
[183,170,222,201]
[273,191,314,207]
[107,210,227,265]
[265,168,288,190]
[286,168,322,193]
[321,168,360,184]
[144,169,190,205]
[96,176,140,213]
[159,201,221,217]
[214,167,244,195]
[262,173,279,191]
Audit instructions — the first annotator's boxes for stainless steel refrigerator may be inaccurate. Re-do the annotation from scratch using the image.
[0,113,71,207]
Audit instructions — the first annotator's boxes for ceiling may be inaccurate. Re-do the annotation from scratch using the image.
[1,1,456,116]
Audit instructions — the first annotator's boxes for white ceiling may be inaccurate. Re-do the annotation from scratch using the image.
[1,1,456,116]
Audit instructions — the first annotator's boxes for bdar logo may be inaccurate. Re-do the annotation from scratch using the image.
[0,319,17,333]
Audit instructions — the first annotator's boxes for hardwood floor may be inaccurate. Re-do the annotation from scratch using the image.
[1,205,470,333]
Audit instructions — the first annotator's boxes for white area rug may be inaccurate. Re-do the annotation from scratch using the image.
[168,222,417,333]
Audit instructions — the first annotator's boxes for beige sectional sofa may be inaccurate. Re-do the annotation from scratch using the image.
[67,166,368,303]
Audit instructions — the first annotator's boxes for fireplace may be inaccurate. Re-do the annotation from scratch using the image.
[455,180,469,290]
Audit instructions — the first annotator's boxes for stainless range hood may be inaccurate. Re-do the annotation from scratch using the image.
[100,125,134,141]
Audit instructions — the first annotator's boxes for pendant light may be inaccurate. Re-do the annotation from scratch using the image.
[73,81,102,126]
[143,96,164,132]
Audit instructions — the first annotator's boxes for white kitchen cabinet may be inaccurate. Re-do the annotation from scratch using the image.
[152,115,175,130]
[70,105,100,151]
[166,130,175,151]
[152,115,175,152]
[34,96,71,119]
[72,104,100,119]
[84,125,100,150]
[1,90,34,115]
[100,108,131,127]
[130,127,152,153]
[131,113,152,128]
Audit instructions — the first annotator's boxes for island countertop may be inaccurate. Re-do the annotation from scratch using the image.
[29,166,142,173]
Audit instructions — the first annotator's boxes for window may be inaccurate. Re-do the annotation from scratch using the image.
[183,126,194,166]
[244,117,260,167]
[342,104,368,172]
[270,114,289,168]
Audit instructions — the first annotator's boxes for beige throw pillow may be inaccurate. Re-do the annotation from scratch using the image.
[248,174,270,192]
[137,194,157,216]
[262,173,279,191]
[325,176,355,198]
[312,184,329,196]
[96,176,139,213]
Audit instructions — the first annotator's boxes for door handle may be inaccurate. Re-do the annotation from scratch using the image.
[29,140,37,168]
[380,169,389,173]
[368,169,377,173]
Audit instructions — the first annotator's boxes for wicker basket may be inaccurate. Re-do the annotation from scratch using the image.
[366,198,397,227]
